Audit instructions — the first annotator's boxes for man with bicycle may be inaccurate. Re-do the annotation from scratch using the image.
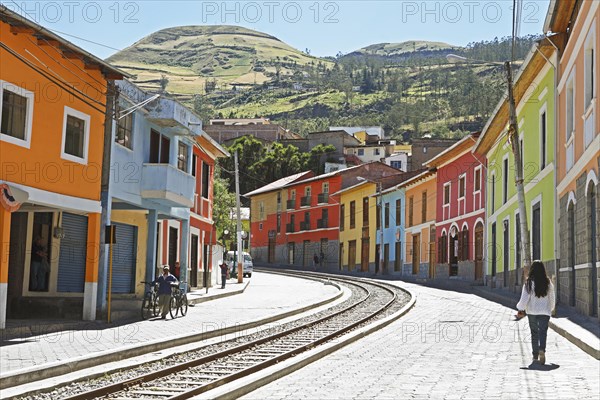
[153,265,178,319]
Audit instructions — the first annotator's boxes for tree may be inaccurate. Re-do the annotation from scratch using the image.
[212,169,236,239]
[159,74,169,92]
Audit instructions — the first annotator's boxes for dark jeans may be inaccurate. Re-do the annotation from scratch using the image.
[221,274,227,288]
[527,314,550,357]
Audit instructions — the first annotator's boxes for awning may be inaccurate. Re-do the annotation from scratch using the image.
[0,183,29,212]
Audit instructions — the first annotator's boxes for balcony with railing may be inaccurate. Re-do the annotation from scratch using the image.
[141,163,195,208]
[317,218,328,229]
[286,223,295,233]
[286,199,296,210]
[300,221,311,231]
[300,195,311,207]
[317,193,329,204]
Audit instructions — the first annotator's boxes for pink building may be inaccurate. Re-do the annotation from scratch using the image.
[424,133,486,281]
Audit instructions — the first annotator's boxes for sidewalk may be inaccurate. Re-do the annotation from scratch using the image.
[0,272,340,388]
[399,276,600,360]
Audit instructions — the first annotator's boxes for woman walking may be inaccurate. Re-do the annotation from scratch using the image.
[516,260,556,365]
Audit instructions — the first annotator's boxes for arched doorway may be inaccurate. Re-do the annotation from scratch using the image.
[474,222,484,281]
[588,183,598,316]
[568,202,576,307]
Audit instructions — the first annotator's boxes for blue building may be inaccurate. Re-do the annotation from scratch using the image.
[97,80,211,317]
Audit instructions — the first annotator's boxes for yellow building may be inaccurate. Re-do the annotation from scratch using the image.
[337,180,378,273]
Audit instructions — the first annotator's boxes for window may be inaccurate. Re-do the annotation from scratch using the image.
[340,204,345,231]
[350,201,356,229]
[532,202,541,260]
[384,202,390,228]
[357,149,364,156]
[177,141,189,172]
[305,186,311,197]
[502,158,508,204]
[201,162,210,198]
[491,174,496,214]
[277,213,281,233]
[391,160,402,170]
[363,197,369,226]
[374,148,380,156]
[291,190,296,200]
[61,107,90,163]
[395,199,401,226]
[474,167,481,192]
[191,154,197,177]
[585,32,595,108]
[149,129,170,164]
[408,196,414,227]
[566,77,575,140]
[322,182,329,193]
[0,81,33,147]
[443,184,450,205]
[540,110,547,170]
[438,232,448,263]
[115,102,133,150]
[458,175,466,198]
[421,191,427,223]
[376,202,381,230]
[423,147,427,153]
[259,202,265,220]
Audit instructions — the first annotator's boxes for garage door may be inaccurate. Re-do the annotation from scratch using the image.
[57,213,88,293]
[111,222,137,294]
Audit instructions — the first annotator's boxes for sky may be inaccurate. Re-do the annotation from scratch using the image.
[1,0,551,59]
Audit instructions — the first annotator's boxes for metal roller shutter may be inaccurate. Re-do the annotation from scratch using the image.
[57,213,88,293]
[111,222,137,294]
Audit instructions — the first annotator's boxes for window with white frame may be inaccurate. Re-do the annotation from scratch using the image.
[584,26,595,109]
[0,81,34,147]
[177,141,189,172]
[491,173,496,214]
[443,182,451,220]
[357,149,364,156]
[305,186,311,197]
[458,174,466,198]
[291,189,296,200]
[61,106,90,163]
[502,157,509,204]
[115,101,133,150]
[540,109,547,170]
[566,77,575,140]
[374,148,380,156]
[322,182,329,193]
[474,167,482,192]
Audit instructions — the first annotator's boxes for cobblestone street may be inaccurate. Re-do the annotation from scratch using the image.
[241,281,600,400]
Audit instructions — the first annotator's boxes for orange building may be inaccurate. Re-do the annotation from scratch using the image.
[401,170,437,278]
[0,6,124,328]
[547,1,600,318]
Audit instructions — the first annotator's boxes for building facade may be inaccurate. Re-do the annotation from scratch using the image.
[401,170,437,278]
[548,1,600,318]
[425,134,486,282]
[0,7,124,328]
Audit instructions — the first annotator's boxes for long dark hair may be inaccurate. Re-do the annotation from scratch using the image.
[526,260,550,297]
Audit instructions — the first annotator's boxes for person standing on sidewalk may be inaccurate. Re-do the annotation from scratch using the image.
[516,260,556,365]
[220,261,228,289]
[153,265,178,319]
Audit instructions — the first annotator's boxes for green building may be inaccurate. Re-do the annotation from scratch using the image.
[473,42,558,290]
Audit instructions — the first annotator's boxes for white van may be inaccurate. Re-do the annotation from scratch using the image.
[225,251,253,278]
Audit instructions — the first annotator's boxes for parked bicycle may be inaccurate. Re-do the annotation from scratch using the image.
[170,281,188,318]
[140,281,159,319]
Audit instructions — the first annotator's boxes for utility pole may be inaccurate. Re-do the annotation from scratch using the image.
[505,61,532,279]
[379,181,385,275]
[234,150,243,283]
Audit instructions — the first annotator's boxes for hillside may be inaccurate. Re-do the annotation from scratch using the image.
[108,27,540,138]
[107,25,330,94]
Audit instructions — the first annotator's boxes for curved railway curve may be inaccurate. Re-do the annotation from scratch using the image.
[22,271,413,400]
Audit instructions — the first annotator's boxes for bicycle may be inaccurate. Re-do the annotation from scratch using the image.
[140,281,159,319]
[169,281,188,318]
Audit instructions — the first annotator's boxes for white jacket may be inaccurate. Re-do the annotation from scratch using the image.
[516,281,555,316]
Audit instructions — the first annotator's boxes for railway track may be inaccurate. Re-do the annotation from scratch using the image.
[26,272,410,400]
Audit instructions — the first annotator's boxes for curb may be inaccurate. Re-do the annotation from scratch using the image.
[188,280,250,305]
[195,284,416,400]
[0,278,343,390]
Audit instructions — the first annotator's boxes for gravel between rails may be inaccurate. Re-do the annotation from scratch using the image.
[23,278,410,400]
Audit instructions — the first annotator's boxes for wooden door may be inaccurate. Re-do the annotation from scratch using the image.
[361,238,369,272]
[412,234,420,275]
[474,223,483,281]
[348,241,356,271]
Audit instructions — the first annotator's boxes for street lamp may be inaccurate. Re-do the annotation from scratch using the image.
[357,176,385,275]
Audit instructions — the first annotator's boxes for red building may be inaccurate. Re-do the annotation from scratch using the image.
[158,132,229,288]
[424,133,486,281]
